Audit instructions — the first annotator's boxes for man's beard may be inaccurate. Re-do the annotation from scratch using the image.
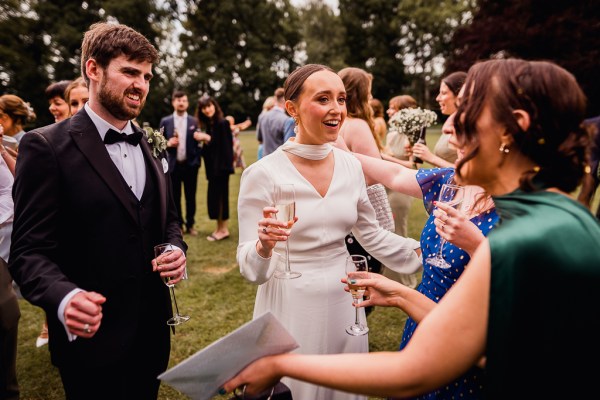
[98,73,145,121]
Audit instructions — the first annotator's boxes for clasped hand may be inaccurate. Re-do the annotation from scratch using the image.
[152,247,187,284]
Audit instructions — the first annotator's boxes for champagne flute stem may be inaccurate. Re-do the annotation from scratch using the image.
[354,298,360,326]
[285,241,291,273]
[170,286,181,317]
[437,238,446,260]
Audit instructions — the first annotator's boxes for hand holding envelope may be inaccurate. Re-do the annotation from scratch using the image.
[158,312,298,400]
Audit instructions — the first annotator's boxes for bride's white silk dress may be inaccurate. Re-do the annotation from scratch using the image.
[237,147,421,400]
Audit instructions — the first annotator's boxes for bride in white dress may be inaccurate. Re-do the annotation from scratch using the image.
[237,64,422,400]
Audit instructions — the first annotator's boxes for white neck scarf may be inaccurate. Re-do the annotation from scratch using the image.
[281,139,332,160]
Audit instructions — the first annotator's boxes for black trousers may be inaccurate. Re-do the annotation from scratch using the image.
[207,175,230,220]
[171,162,199,229]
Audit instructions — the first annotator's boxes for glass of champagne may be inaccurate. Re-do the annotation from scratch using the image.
[273,184,302,279]
[345,254,369,336]
[153,243,190,326]
[425,183,465,269]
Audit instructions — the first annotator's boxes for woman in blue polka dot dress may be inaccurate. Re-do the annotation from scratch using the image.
[343,112,499,399]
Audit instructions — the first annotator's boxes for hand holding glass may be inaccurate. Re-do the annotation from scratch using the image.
[345,254,369,336]
[425,184,465,269]
[273,184,301,279]
[154,243,190,326]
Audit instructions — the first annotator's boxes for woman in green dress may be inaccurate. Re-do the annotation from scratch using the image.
[222,58,600,399]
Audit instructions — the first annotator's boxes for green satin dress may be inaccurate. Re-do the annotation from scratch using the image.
[486,189,600,398]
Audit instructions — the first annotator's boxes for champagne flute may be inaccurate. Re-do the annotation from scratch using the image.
[345,254,369,336]
[425,184,465,269]
[273,184,302,279]
[153,243,190,326]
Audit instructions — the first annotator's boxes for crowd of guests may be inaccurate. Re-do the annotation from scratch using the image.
[1,20,600,400]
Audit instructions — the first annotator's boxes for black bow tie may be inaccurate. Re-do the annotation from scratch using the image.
[104,129,143,146]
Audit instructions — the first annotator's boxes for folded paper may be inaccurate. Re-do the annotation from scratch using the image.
[158,312,299,400]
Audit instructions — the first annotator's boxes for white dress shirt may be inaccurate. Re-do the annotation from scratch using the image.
[174,112,187,162]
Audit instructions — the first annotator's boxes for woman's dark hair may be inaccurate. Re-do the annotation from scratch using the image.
[45,80,72,100]
[442,71,467,96]
[284,64,334,103]
[195,95,224,130]
[455,58,588,193]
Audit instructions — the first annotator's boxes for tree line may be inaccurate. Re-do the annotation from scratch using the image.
[1,0,598,129]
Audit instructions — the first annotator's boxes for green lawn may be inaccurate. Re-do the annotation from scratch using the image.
[25,126,599,399]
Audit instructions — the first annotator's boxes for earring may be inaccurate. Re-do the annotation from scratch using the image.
[499,143,510,153]
[293,118,299,135]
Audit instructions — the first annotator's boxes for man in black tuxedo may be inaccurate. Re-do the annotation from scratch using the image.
[9,22,187,399]
[160,90,209,236]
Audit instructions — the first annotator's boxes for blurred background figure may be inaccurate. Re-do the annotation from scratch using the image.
[578,115,600,218]
[256,88,288,158]
[410,71,467,168]
[226,115,252,171]
[0,122,19,400]
[0,94,36,145]
[196,96,234,242]
[160,90,205,236]
[45,80,72,123]
[65,77,89,117]
[255,96,275,160]
[369,98,387,147]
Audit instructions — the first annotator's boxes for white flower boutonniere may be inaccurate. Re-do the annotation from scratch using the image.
[143,126,168,158]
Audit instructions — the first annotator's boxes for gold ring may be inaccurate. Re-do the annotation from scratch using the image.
[83,323,91,334]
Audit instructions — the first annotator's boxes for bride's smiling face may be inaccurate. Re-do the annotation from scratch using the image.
[288,70,347,145]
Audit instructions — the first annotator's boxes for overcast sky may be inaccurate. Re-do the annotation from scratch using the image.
[290,0,339,12]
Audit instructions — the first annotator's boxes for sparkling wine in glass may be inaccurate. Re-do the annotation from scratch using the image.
[345,254,369,336]
[273,184,302,279]
[425,184,465,269]
[153,243,190,326]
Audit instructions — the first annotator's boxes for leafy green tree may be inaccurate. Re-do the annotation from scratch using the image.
[0,0,178,127]
[448,0,600,115]
[180,0,302,123]
[297,0,347,71]
[338,0,409,104]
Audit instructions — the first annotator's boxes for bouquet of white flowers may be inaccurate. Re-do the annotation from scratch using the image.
[388,107,438,146]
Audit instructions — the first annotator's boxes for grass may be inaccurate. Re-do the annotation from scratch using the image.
[13,127,442,399]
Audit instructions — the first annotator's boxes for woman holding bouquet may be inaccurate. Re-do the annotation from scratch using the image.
[410,71,467,168]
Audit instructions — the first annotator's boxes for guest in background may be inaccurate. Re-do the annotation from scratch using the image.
[45,80,72,123]
[236,64,421,400]
[577,115,600,218]
[226,115,252,171]
[0,94,36,144]
[160,90,208,236]
[410,72,467,168]
[256,88,288,157]
[283,115,295,142]
[0,124,19,400]
[196,96,233,242]
[256,96,275,160]
[369,98,387,147]
[65,77,89,116]
[223,58,600,400]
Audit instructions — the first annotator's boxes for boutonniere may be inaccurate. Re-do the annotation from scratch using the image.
[143,126,168,158]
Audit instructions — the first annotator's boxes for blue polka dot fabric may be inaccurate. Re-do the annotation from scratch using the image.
[396,167,499,400]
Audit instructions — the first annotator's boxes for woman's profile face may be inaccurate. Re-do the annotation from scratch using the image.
[292,70,347,145]
[48,96,69,122]
[436,82,457,116]
[386,102,398,118]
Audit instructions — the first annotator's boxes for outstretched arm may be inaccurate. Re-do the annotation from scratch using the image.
[223,241,490,398]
